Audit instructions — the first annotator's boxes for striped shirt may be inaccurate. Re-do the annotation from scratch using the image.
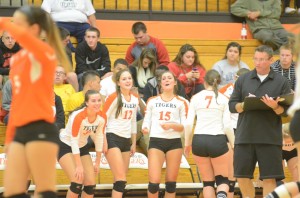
[271,60,296,90]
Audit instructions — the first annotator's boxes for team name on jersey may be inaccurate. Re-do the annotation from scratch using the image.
[123,103,137,108]
[155,103,177,108]
[82,125,98,135]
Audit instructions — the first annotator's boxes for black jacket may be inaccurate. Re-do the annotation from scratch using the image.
[75,41,111,77]
[0,38,21,75]
[55,94,65,131]
[143,77,187,103]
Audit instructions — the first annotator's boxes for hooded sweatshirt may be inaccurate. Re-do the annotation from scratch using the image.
[75,40,111,77]
[0,37,21,75]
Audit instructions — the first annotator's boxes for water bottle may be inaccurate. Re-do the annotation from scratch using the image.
[241,22,247,40]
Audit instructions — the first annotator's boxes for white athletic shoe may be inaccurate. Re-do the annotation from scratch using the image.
[285,7,296,14]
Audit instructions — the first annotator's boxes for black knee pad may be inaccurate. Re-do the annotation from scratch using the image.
[215,175,229,186]
[216,190,227,198]
[228,180,236,193]
[148,182,160,194]
[6,193,30,198]
[70,182,83,194]
[38,191,57,198]
[165,181,176,193]
[83,185,96,195]
[113,180,127,193]
[203,181,215,188]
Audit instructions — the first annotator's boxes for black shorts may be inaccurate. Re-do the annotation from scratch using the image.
[57,141,90,160]
[234,144,284,180]
[106,133,131,152]
[14,120,59,145]
[192,134,228,158]
[148,137,182,154]
[282,148,297,162]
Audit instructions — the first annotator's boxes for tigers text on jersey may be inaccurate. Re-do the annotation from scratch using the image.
[103,92,139,138]
[60,108,106,154]
[187,90,232,135]
[142,95,189,139]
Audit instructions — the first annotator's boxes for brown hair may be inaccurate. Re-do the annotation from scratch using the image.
[173,44,205,69]
[18,6,71,72]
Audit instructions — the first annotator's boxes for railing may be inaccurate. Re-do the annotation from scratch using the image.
[0,0,234,13]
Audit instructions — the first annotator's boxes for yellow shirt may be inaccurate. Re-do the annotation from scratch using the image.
[54,84,76,111]
[65,91,85,115]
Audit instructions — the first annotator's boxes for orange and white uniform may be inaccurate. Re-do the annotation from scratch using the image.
[103,92,138,138]
[60,108,106,154]
[186,90,232,135]
[0,19,57,144]
[142,95,189,139]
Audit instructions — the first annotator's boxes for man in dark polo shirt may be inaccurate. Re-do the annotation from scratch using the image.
[229,45,291,197]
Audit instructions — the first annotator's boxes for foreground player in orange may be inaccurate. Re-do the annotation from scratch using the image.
[0,5,71,198]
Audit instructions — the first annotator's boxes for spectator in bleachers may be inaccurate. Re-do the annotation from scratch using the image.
[231,0,292,52]
[54,66,76,116]
[126,21,170,66]
[1,79,65,130]
[283,0,300,14]
[271,44,296,91]
[168,44,206,99]
[129,48,158,96]
[103,69,138,198]
[142,70,188,198]
[58,26,79,92]
[0,79,11,125]
[65,70,101,117]
[58,90,106,198]
[100,58,128,100]
[75,27,111,90]
[0,31,20,89]
[41,0,98,52]
[185,70,232,198]
[212,42,249,87]
[229,45,291,197]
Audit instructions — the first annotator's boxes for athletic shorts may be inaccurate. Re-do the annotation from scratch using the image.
[234,144,284,180]
[14,120,59,145]
[192,134,228,158]
[282,148,297,162]
[148,137,182,154]
[57,141,90,160]
[106,133,131,152]
[290,110,300,142]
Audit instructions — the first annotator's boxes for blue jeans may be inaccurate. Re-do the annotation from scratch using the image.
[56,22,90,51]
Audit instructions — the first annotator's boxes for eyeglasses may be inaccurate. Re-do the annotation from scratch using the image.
[55,71,66,76]
[253,58,270,63]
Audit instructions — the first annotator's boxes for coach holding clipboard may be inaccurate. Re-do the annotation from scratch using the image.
[229,45,292,198]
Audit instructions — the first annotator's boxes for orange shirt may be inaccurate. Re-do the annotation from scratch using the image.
[0,19,57,144]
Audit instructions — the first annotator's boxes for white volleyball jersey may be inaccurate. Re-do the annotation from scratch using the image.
[60,108,107,154]
[142,95,189,139]
[103,92,138,138]
[187,90,232,135]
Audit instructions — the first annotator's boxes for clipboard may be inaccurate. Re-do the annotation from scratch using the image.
[243,93,294,111]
